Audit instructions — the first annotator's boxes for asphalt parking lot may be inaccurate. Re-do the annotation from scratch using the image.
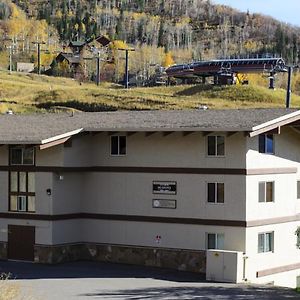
[0,260,299,300]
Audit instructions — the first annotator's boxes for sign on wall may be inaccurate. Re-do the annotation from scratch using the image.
[152,181,177,195]
[152,199,177,209]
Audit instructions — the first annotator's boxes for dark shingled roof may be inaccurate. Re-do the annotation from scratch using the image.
[0,114,82,143]
[79,109,298,131]
[56,53,80,64]
[0,108,297,144]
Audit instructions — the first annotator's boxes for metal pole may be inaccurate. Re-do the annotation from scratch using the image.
[38,43,41,75]
[32,41,45,75]
[125,49,129,89]
[286,66,293,108]
[96,52,100,86]
[9,46,12,74]
[269,72,275,89]
[117,48,135,88]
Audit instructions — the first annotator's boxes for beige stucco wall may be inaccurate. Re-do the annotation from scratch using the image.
[246,127,300,169]
[36,145,64,166]
[52,173,83,214]
[80,219,245,252]
[82,172,246,220]
[243,128,300,287]
[35,172,53,214]
[245,221,300,288]
[88,132,246,168]
[63,134,92,167]
[246,173,298,220]
[246,128,300,216]
[52,220,83,244]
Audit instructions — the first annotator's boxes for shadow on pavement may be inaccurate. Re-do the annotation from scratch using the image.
[0,260,205,282]
[1,260,299,300]
[81,285,300,300]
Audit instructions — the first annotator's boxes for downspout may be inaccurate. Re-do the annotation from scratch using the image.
[243,253,248,281]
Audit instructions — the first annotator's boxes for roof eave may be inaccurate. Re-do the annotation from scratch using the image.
[0,128,84,146]
[250,110,300,137]
[41,128,84,145]
[84,127,252,133]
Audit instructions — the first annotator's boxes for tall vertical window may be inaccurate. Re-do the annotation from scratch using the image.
[207,182,224,203]
[258,232,274,253]
[259,134,274,154]
[9,172,35,212]
[207,233,224,249]
[111,136,126,156]
[10,146,34,165]
[207,136,225,156]
[9,146,35,213]
[259,181,274,202]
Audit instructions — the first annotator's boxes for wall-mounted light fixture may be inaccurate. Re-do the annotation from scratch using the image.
[46,188,51,196]
[55,173,64,181]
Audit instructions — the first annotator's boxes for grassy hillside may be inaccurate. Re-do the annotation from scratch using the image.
[0,70,298,113]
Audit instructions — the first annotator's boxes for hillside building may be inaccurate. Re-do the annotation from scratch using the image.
[0,109,300,287]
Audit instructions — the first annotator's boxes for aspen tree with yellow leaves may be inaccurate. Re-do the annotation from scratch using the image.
[162,52,175,68]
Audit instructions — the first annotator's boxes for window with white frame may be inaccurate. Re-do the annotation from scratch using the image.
[207,136,225,156]
[258,181,274,202]
[9,171,35,212]
[207,233,224,249]
[258,232,274,253]
[207,182,224,203]
[10,146,34,165]
[259,134,274,154]
[110,136,126,156]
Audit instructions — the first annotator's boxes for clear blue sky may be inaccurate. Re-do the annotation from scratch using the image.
[212,0,300,27]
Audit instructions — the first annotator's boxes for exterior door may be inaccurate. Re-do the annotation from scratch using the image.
[206,250,243,283]
[8,225,35,261]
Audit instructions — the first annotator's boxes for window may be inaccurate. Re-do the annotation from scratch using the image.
[259,181,274,202]
[207,233,224,249]
[110,136,126,156]
[10,146,34,165]
[259,134,274,154]
[17,196,27,212]
[258,232,274,253]
[207,136,225,156]
[297,181,300,199]
[207,182,224,203]
[9,172,35,212]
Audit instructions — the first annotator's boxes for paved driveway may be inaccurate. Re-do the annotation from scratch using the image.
[0,260,299,300]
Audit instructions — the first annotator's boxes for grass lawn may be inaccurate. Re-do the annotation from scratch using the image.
[0,70,298,113]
